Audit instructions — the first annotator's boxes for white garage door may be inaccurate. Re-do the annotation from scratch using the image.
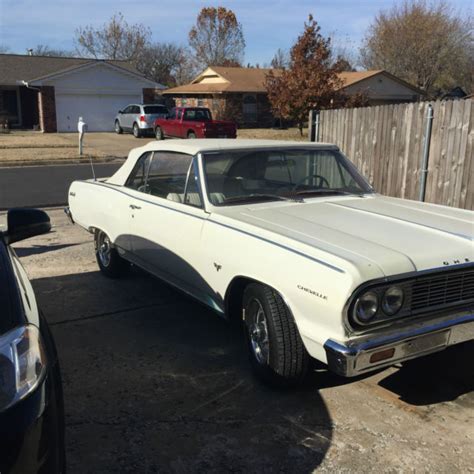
[55,93,142,132]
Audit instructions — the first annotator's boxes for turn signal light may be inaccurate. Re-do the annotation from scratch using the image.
[369,348,395,364]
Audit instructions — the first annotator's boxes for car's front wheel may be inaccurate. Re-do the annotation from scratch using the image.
[155,126,164,140]
[115,120,123,134]
[95,230,128,278]
[242,283,309,387]
[133,123,141,138]
[187,131,197,139]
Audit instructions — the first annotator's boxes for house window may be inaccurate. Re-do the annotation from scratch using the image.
[243,94,257,122]
[197,98,204,107]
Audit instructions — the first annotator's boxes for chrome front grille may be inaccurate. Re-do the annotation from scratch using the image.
[410,267,474,312]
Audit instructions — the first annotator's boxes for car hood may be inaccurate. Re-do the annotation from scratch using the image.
[214,194,474,278]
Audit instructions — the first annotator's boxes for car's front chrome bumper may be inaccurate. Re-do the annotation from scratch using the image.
[324,312,474,377]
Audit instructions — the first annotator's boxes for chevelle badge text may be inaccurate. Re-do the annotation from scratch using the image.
[297,285,328,300]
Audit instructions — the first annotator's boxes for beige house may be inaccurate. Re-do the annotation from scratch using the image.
[163,67,423,127]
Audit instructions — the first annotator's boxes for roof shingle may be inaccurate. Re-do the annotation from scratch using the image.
[0,53,148,85]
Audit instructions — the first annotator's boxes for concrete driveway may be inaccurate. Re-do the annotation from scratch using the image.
[7,208,474,473]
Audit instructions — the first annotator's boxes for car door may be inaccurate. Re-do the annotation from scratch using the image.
[120,105,132,130]
[166,109,183,138]
[126,151,214,304]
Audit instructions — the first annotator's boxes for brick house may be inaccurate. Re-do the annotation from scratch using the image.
[0,54,164,132]
[163,67,424,127]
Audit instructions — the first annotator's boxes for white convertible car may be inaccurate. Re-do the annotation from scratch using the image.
[66,139,474,386]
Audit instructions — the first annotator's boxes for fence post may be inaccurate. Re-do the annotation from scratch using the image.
[314,110,320,142]
[308,110,314,141]
[307,110,320,142]
[419,104,434,202]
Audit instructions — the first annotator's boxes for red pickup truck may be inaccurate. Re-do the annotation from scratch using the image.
[154,107,237,140]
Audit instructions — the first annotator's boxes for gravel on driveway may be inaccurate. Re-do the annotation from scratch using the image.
[4,208,473,473]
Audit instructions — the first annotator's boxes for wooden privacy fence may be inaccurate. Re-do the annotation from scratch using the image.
[317,98,473,210]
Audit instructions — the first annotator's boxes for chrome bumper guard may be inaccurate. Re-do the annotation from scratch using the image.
[324,313,474,377]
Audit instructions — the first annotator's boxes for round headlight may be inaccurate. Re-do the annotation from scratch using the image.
[382,286,404,315]
[354,291,378,323]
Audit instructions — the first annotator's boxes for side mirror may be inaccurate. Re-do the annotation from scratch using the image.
[118,110,123,114]
[3,209,51,245]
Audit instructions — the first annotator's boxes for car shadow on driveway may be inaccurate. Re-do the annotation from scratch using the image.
[32,269,334,473]
[376,341,474,406]
[14,243,80,258]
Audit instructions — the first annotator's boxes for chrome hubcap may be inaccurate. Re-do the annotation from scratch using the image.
[248,299,269,364]
[98,233,111,267]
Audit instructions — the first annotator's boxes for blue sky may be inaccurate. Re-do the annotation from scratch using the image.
[0,0,471,64]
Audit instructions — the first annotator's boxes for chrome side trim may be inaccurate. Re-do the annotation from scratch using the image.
[209,219,345,274]
[75,180,344,274]
[324,312,474,377]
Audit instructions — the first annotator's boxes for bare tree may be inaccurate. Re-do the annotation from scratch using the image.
[135,43,197,86]
[189,7,245,67]
[270,48,289,69]
[360,0,473,96]
[75,12,150,62]
[0,44,10,53]
[31,44,74,57]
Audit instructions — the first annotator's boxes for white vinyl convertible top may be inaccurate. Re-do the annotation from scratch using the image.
[107,139,338,185]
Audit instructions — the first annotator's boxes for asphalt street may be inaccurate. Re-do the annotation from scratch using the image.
[0,162,122,209]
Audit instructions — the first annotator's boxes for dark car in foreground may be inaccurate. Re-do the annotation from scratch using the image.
[0,209,65,474]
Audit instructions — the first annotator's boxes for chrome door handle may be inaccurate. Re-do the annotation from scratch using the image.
[129,204,141,210]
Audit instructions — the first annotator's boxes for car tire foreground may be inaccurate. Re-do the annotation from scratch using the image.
[243,282,310,387]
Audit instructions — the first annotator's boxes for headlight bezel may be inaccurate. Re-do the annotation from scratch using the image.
[348,283,409,329]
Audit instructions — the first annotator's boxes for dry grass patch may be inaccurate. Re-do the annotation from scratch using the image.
[0,131,75,149]
[237,128,308,141]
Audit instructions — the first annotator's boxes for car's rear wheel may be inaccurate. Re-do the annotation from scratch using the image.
[133,123,141,138]
[115,120,123,134]
[242,283,309,387]
[155,126,164,140]
[187,131,197,139]
[95,230,128,278]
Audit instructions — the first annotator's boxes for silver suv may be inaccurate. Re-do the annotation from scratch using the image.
[115,104,168,138]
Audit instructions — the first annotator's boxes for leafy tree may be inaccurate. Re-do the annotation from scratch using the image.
[360,0,473,96]
[75,12,150,61]
[189,7,245,67]
[265,15,352,135]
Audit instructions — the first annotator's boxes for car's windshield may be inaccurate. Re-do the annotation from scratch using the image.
[202,148,373,206]
[183,109,212,121]
[144,106,168,115]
